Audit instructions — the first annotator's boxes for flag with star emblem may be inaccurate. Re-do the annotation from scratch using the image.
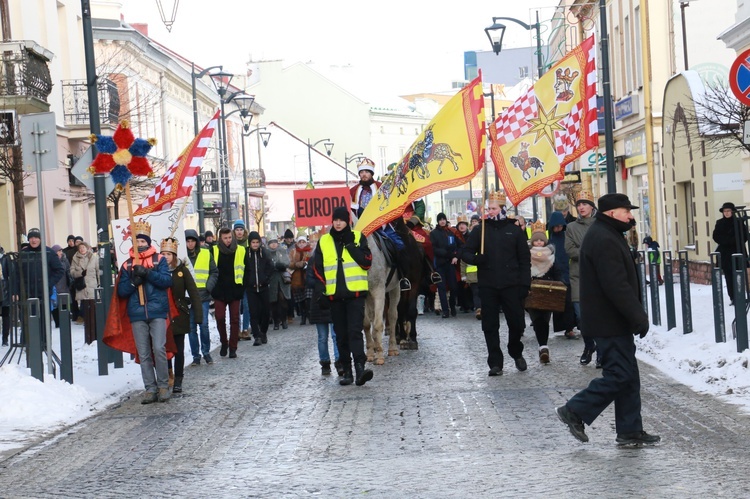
[490,36,597,205]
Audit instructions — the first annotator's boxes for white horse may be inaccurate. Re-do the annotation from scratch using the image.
[362,232,401,365]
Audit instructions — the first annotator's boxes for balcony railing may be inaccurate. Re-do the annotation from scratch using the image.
[0,41,53,101]
[61,78,120,127]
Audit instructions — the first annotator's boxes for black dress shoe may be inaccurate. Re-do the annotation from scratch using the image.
[580,349,593,365]
[220,344,228,357]
[253,337,262,346]
[514,356,527,372]
[616,431,660,445]
[442,312,450,319]
[488,366,503,376]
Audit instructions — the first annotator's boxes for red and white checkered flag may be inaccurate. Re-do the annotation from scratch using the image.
[135,111,220,215]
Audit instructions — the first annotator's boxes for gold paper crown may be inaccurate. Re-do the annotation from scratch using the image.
[576,190,594,203]
[133,220,151,238]
[160,237,178,254]
[530,220,546,234]
[488,190,506,205]
[456,215,468,223]
[555,67,580,84]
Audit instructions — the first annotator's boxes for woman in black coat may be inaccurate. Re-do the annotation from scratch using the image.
[306,245,341,376]
[712,202,750,304]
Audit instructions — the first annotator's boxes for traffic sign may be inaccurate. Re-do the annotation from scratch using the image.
[71,146,115,194]
[729,48,750,106]
[20,112,58,172]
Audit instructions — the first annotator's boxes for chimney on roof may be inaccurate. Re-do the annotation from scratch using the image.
[132,23,149,37]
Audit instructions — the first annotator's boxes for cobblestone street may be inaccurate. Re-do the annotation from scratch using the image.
[1,311,749,498]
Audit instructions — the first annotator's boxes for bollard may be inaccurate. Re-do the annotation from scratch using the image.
[663,251,676,330]
[26,298,43,382]
[710,253,726,343]
[58,293,74,383]
[647,249,661,326]
[637,250,648,314]
[678,250,693,334]
[732,253,748,352]
[94,287,108,376]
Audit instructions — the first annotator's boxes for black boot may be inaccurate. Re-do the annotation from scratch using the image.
[354,362,373,386]
[281,319,288,330]
[320,360,331,375]
[172,376,183,394]
[334,359,344,376]
[339,366,354,386]
[300,312,307,326]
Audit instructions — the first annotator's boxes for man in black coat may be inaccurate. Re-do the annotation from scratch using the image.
[244,231,274,346]
[461,192,531,375]
[555,193,660,446]
[430,212,461,318]
[712,201,749,305]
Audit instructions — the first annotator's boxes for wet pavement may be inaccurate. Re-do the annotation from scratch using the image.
[1,310,749,498]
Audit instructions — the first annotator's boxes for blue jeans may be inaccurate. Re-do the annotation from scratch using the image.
[242,294,251,331]
[316,322,339,362]
[189,301,211,360]
[573,301,596,351]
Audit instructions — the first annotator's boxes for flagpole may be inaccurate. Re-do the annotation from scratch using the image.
[169,197,191,239]
[480,187,487,255]
[126,183,145,305]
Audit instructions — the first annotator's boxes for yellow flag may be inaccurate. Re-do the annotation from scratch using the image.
[355,74,486,235]
[490,36,598,205]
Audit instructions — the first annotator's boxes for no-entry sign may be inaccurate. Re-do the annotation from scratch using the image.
[729,48,750,106]
[294,186,350,227]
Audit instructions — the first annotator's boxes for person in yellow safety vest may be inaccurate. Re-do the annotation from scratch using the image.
[312,206,374,387]
[185,229,218,366]
[211,227,246,359]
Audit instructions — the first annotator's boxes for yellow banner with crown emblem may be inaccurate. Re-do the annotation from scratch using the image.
[354,74,486,235]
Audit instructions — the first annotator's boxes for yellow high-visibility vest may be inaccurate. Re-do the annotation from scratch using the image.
[466,265,478,274]
[212,245,246,284]
[319,232,368,295]
[193,248,211,288]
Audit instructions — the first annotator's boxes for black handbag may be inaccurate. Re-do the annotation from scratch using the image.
[74,275,87,291]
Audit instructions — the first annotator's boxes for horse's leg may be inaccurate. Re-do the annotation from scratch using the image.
[372,292,386,365]
[364,295,375,363]
[387,286,400,357]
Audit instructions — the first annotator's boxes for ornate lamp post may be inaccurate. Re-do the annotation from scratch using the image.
[344,152,365,183]
[307,138,334,186]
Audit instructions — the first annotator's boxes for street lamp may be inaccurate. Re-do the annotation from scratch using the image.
[209,70,248,228]
[307,138,334,186]
[191,63,223,234]
[486,12,547,220]
[344,152,365,183]
[239,118,271,223]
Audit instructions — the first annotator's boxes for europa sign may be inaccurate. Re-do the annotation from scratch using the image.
[293,186,350,227]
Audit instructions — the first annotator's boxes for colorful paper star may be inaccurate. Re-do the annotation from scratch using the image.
[88,120,157,187]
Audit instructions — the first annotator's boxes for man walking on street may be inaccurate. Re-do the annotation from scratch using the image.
[313,206,373,386]
[566,190,597,364]
[185,229,217,366]
[460,191,531,375]
[116,221,173,404]
[211,228,246,358]
[244,231,273,346]
[555,193,660,446]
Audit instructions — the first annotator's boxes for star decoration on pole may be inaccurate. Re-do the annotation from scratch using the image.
[89,120,158,188]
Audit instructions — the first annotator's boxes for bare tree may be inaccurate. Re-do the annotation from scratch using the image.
[249,200,272,232]
[0,144,27,247]
[678,80,750,158]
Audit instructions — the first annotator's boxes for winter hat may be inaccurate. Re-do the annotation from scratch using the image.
[204,230,214,239]
[74,236,84,243]
[297,236,307,243]
[332,206,350,223]
[184,229,200,242]
[27,228,41,239]
[267,233,279,245]
[51,244,62,252]
[437,213,447,222]
[470,214,481,223]
[643,236,653,244]
[598,193,639,212]
[67,234,76,243]
[233,219,246,230]
[720,202,736,213]
[248,231,261,242]
[284,228,295,239]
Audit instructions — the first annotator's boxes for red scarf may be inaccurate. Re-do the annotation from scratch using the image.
[128,245,159,267]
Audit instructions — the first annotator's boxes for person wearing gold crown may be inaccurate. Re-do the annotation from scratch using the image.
[526,220,563,364]
[117,220,174,404]
[565,189,597,365]
[460,190,531,375]
[350,157,411,291]
[160,237,202,395]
